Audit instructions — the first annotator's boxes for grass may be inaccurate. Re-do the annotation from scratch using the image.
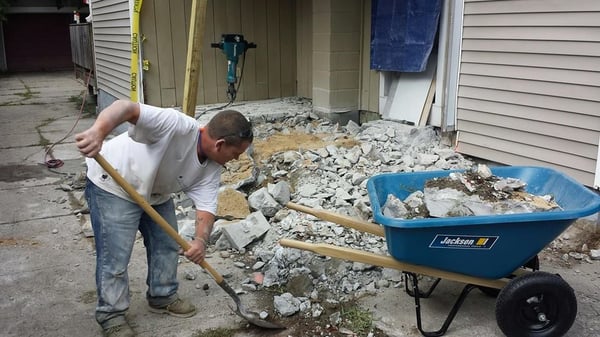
[340,303,374,335]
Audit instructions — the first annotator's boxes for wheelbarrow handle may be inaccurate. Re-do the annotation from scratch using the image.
[286,202,385,237]
[93,154,224,284]
[279,238,508,290]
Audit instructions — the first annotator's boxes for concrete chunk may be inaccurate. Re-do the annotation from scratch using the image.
[248,187,282,217]
[221,211,271,250]
[268,181,291,206]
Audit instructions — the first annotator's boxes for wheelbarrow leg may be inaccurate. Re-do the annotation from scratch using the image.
[406,272,477,337]
[404,273,441,298]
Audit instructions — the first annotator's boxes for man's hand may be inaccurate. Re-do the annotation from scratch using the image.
[184,238,207,265]
[75,100,141,157]
[187,210,215,265]
[75,127,105,157]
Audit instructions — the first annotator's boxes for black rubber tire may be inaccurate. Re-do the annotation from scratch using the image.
[495,272,577,337]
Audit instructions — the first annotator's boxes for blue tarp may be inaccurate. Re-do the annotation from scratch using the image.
[370,0,442,72]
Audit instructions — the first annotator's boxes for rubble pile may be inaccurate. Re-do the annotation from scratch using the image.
[180,115,478,317]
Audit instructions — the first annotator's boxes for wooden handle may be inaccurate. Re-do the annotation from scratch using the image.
[94,154,224,283]
[286,202,385,237]
[278,238,507,289]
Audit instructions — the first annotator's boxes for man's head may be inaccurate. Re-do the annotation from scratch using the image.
[202,110,253,165]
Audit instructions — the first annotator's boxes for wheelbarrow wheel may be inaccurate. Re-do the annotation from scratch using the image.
[495,271,577,337]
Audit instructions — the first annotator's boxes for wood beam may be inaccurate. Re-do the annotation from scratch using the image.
[183,0,208,117]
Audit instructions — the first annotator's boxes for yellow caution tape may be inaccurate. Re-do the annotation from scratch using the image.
[130,0,143,102]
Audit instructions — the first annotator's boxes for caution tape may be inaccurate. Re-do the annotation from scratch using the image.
[130,0,143,102]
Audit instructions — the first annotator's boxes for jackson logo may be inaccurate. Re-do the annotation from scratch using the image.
[429,234,498,250]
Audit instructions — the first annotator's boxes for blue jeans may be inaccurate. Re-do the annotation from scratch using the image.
[85,179,180,329]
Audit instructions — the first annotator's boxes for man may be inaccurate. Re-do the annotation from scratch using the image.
[75,99,253,337]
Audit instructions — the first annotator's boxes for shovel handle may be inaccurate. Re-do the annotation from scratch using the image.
[94,154,224,283]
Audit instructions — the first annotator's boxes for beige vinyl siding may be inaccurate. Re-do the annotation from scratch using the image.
[89,0,131,101]
[456,0,600,186]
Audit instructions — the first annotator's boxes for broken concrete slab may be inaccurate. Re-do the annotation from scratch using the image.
[221,211,272,251]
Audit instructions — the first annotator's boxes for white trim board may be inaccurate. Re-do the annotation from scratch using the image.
[380,54,437,126]
[595,135,600,189]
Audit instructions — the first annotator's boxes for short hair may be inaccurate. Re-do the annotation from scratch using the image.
[205,109,253,146]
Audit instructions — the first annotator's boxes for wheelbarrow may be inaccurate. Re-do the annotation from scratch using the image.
[280,166,600,337]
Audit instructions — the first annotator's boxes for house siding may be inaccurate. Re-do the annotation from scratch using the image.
[455,0,600,186]
[89,0,131,102]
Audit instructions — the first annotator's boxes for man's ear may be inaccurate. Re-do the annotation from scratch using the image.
[215,138,225,151]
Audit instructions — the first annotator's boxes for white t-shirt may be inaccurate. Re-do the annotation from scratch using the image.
[86,103,222,214]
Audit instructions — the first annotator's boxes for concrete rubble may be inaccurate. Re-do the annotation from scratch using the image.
[383,167,561,219]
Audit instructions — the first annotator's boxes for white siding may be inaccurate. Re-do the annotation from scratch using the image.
[89,0,131,101]
[456,0,600,186]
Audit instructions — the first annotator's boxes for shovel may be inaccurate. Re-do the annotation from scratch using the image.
[93,154,284,329]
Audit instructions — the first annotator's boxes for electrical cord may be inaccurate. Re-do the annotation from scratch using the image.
[43,70,94,168]
[196,49,248,119]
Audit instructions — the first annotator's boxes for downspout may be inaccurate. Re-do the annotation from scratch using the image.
[442,0,465,133]
[431,0,450,128]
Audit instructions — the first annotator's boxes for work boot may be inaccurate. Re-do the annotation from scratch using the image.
[149,296,197,318]
[103,322,135,337]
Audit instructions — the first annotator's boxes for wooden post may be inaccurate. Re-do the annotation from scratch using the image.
[182,0,208,117]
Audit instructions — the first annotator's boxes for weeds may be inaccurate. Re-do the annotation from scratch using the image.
[69,92,96,116]
[35,118,56,147]
[264,284,287,295]
[0,81,40,106]
[14,82,38,100]
[341,304,374,335]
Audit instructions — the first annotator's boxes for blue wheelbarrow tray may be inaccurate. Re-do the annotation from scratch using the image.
[367,166,600,279]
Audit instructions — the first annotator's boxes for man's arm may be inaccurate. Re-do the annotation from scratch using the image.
[184,210,215,264]
[75,99,141,157]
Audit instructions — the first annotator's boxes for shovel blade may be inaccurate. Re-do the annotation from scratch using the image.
[229,303,286,329]
[219,279,285,329]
